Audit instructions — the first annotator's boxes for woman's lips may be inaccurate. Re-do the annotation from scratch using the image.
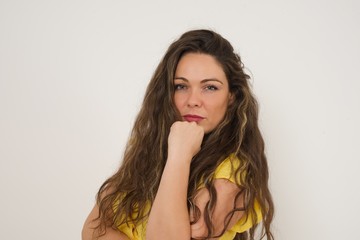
[183,114,204,123]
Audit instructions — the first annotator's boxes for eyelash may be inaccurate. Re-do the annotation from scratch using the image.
[174,84,187,90]
[204,85,218,91]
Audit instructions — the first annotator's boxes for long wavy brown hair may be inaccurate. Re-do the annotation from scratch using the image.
[93,29,274,240]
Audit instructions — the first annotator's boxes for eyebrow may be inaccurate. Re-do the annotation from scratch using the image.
[174,77,224,85]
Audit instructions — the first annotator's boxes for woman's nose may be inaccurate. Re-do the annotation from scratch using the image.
[187,89,202,107]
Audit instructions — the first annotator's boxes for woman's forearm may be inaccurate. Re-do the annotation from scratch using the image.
[146,121,204,239]
[146,157,192,239]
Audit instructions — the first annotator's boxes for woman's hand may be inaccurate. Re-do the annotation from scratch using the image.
[167,121,205,163]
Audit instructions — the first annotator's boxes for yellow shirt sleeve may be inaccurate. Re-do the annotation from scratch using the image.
[214,154,241,183]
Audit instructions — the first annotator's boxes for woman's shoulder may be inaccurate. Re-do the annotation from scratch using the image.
[214,154,243,184]
[214,155,263,236]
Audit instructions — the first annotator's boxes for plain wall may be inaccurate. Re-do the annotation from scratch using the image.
[1,0,359,239]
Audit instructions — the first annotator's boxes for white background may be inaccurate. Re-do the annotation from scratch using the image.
[1,0,359,239]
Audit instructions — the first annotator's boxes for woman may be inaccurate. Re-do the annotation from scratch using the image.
[82,29,274,240]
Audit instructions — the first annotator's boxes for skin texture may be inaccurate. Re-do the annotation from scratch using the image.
[174,53,233,134]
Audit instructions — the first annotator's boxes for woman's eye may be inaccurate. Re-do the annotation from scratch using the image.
[174,84,187,90]
[204,85,218,91]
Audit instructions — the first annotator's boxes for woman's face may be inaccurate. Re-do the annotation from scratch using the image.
[174,53,233,133]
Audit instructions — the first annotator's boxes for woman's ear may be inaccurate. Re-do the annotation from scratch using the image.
[228,92,235,106]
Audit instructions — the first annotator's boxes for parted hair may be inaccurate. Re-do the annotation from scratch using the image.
[94,29,274,240]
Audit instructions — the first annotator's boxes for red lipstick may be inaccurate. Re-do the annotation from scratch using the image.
[183,114,204,123]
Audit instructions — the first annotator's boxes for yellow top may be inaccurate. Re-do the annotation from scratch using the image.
[116,155,262,239]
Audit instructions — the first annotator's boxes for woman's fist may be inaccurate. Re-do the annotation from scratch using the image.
[167,121,205,164]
